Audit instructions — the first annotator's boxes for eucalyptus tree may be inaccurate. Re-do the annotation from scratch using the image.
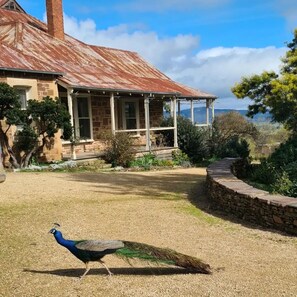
[232,29,297,134]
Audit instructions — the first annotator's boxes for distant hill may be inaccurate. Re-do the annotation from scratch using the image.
[179,108,271,124]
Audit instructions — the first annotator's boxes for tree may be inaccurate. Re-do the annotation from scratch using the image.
[0,82,72,168]
[14,97,72,168]
[211,111,258,145]
[232,29,297,134]
[0,82,24,167]
[210,111,258,158]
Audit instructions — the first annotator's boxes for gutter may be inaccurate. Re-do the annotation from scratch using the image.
[0,67,64,76]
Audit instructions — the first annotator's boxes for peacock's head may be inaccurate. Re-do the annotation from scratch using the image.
[49,223,61,234]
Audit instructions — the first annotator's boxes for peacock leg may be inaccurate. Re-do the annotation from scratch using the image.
[80,262,90,279]
[99,260,113,276]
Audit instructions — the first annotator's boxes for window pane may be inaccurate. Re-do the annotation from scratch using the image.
[126,119,137,130]
[61,97,68,110]
[125,102,136,118]
[16,89,27,109]
[77,97,89,117]
[79,119,91,138]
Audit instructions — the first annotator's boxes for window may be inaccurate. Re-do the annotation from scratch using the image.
[122,99,139,131]
[4,1,23,12]
[74,96,92,139]
[15,88,27,109]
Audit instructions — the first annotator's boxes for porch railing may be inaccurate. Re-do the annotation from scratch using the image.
[114,126,175,133]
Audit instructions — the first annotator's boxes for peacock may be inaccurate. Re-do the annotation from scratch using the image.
[49,224,211,278]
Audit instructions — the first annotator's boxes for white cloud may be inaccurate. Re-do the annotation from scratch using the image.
[274,0,297,28]
[170,46,286,99]
[64,14,199,72]
[64,15,287,110]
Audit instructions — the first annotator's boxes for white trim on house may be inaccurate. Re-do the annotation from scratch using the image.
[73,94,93,141]
[121,98,140,135]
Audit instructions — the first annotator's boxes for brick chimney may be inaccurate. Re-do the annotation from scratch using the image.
[46,0,64,40]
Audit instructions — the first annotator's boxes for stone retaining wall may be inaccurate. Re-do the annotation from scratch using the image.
[206,158,297,235]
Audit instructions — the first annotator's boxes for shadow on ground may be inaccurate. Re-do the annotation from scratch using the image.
[24,267,206,277]
[66,171,206,199]
[67,169,293,237]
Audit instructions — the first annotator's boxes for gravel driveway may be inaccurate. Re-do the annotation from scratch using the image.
[0,168,296,297]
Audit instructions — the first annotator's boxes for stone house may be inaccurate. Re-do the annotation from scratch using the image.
[0,0,217,161]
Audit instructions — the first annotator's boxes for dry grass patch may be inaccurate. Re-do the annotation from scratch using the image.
[0,168,297,297]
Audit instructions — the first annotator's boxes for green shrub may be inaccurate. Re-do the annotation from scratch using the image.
[130,153,157,170]
[245,134,297,198]
[250,160,279,185]
[14,125,38,154]
[172,149,190,166]
[268,136,297,167]
[160,116,209,164]
[214,136,250,159]
[130,153,175,170]
[271,171,294,196]
[104,133,135,167]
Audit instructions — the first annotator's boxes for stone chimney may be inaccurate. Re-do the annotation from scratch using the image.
[46,0,64,40]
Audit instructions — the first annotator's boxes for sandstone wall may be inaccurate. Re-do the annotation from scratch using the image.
[206,158,297,235]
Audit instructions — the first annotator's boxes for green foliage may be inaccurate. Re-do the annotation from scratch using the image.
[14,125,38,152]
[14,97,72,167]
[215,136,250,159]
[267,136,297,167]
[104,133,135,167]
[160,116,209,164]
[0,87,72,168]
[0,82,21,121]
[130,153,175,170]
[250,161,279,185]
[232,29,297,134]
[172,149,190,166]
[248,135,297,198]
[283,161,297,181]
[130,153,157,170]
[27,97,72,140]
[271,171,294,197]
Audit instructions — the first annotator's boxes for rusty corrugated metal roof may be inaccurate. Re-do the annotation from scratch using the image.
[0,7,217,99]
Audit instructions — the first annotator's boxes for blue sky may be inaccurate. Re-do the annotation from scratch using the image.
[18,0,297,109]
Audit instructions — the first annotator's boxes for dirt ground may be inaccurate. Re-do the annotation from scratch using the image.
[0,168,296,297]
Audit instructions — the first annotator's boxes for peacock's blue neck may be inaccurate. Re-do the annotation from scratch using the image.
[53,230,76,251]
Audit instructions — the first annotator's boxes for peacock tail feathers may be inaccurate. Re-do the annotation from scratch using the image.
[115,241,211,274]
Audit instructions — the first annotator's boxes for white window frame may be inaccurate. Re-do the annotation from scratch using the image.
[121,98,140,133]
[73,94,93,141]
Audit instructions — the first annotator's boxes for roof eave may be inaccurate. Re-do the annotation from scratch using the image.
[179,95,218,100]
[59,83,181,97]
[0,67,64,76]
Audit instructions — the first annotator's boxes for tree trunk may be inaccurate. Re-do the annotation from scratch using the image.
[7,147,20,169]
[23,147,37,168]
[0,128,20,168]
